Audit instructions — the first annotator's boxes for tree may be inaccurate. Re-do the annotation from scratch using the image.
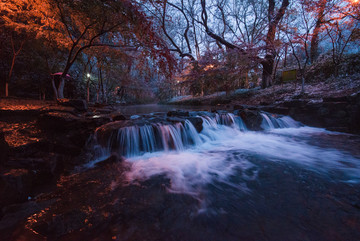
[284,2,312,93]
[1,0,175,99]
[325,18,359,76]
[0,1,35,96]
[199,0,289,89]
[261,0,290,88]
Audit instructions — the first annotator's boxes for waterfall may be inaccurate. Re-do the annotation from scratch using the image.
[92,112,300,161]
[93,113,247,158]
[260,112,301,130]
[202,113,247,131]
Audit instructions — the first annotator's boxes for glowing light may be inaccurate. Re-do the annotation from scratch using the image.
[87,73,91,78]
[351,0,359,3]
[204,64,215,71]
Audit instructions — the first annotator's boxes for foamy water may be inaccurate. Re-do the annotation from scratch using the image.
[125,124,360,195]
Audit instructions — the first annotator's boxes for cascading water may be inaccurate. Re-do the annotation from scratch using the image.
[93,113,248,159]
[90,111,360,193]
[260,112,301,129]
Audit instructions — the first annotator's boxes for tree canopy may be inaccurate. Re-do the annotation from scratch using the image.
[0,0,359,101]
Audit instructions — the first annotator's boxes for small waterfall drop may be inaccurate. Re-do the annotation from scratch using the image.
[92,112,301,161]
[93,113,248,159]
[261,112,301,130]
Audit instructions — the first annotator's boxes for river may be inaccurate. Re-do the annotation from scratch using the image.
[11,108,360,240]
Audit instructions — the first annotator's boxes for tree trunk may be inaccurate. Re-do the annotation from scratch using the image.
[6,37,24,97]
[310,0,326,63]
[57,77,65,99]
[86,79,90,103]
[261,55,274,88]
[6,52,16,97]
[301,76,305,94]
[51,78,59,100]
[261,0,289,89]
[245,71,249,89]
[5,82,8,97]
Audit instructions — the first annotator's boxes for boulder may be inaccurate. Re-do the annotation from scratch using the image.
[37,111,82,132]
[233,105,245,111]
[57,99,88,112]
[186,117,203,133]
[238,109,263,131]
[95,153,123,167]
[167,110,189,117]
[111,112,127,121]
[259,105,289,115]
[0,132,9,165]
[166,117,185,123]
[94,120,131,147]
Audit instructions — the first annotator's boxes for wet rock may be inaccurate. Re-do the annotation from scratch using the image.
[57,99,88,111]
[0,169,34,206]
[87,114,113,127]
[233,105,245,111]
[167,110,189,117]
[37,111,81,132]
[95,153,123,167]
[0,132,9,165]
[166,117,185,123]
[210,98,231,106]
[57,99,88,112]
[238,109,263,131]
[0,200,54,237]
[187,117,203,133]
[111,112,127,121]
[42,105,77,115]
[282,100,307,108]
[32,210,88,238]
[95,108,114,114]
[94,120,131,146]
[259,105,289,115]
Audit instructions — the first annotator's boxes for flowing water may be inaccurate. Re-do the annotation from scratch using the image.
[12,111,360,240]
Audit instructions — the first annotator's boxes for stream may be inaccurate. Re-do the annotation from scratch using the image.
[6,108,360,241]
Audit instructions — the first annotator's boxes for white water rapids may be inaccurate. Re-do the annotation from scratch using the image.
[91,112,360,195]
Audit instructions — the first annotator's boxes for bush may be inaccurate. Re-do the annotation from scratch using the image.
[306,53,360,82]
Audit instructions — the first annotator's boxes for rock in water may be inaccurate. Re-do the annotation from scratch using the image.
[95,153,123,167]
[187,117,203,133]
[238,109,263,131]
[111,112,127,121]
[167,110,189,117]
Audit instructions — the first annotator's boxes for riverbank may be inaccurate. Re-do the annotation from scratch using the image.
[167,80,360,134]
[168,79,360,106]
